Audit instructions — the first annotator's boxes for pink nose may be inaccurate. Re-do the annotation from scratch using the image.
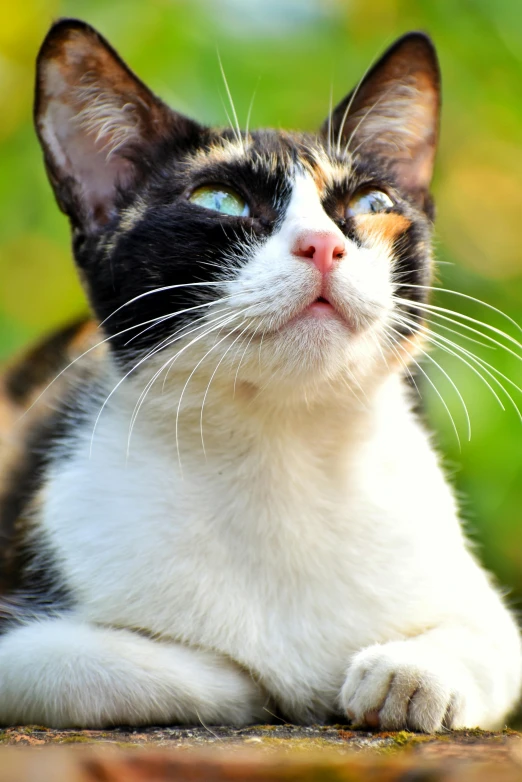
[292,231,345,275]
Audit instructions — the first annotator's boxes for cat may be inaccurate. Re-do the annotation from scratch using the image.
[0,17,520,731]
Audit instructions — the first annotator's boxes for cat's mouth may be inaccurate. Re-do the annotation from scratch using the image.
[305,294,349,323]
[309,296,334,312]
[279,292,355,331]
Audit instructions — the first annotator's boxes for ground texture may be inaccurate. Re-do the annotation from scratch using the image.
[0,724,521,780]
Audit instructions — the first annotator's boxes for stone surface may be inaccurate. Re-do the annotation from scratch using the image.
[0,724,519,756]
[0,725,521,781]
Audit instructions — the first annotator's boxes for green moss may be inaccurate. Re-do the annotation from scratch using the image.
[59,735,94,744]
[377,731,436,752]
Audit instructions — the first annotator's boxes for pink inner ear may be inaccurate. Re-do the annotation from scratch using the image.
[325,34,440,196]
[38,60,141,226]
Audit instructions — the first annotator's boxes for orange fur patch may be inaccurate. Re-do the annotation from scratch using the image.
[387,328,427,373]
[355,213,411,245]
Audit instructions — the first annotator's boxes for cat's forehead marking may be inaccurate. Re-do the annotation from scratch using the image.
[186,131,351,201]
[299,146,353,196]
[189,136,247,168]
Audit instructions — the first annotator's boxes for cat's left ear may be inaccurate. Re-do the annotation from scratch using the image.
[323,32,440,203]
[35,19,202,231]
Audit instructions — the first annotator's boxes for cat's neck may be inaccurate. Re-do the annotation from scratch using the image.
[97,363,412,468]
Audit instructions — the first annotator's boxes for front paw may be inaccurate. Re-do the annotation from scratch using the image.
[339,643,466,733]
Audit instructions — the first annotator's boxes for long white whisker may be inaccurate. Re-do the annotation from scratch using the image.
[233,323,262,397]
[433,336,521,421]
[127,310,249,455]
[200,321,253,456]
[173,309,254,471]
[91,309,238,456]
[410,314,494,350]
[124,291,255,346]
[343,85,395,158]
[386,323,464,446]
[18,313,187,421]
[327,83,333,157]
[393,316,504,423]
[217,51,243,151]
[99,281,229,326]
[394,297,522,360]
[334,44,385,156]
[396,284,522,337]
[245,76,260,139]
[394,313,522,421]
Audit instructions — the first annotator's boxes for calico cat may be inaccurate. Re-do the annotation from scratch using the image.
[0,18,520,731]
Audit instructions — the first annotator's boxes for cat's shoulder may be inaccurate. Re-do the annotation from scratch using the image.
[0,319,105,581]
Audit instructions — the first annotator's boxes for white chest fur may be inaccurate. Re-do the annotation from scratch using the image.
[42,372,480,715]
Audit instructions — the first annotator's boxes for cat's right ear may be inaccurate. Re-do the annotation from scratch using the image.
[322,32,440,204]
[35,19,201,232]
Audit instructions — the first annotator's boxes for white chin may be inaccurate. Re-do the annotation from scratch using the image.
[239,317,354,392]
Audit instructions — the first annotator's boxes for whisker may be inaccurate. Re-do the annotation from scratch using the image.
[124,290,255,346]
[413,316,494,350]
[386,323,464,446]
[173,309,254,470]
[217,50,243,150]
[233,322,262,397]
[393,313,522,422]
[343,84,395,158]
[327,83,333,156]
[245,76,261,140]
[91,309,239,456]
[100,280,231,327]
[127,310,249,455]
[17,312,188,421]
[394,297,522,360]
[396,284,522,337]
[334,43,385,156]
[200,321,253,456]
[392,316,503,423]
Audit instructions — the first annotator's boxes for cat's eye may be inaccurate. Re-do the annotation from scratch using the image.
[189,185,250,217]
[346,189,394,217]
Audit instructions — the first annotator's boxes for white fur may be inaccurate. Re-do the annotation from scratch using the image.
[1,171,520,729]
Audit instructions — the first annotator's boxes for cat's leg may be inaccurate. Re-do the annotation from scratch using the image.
[339,613,522,732]
[0,616,265,728]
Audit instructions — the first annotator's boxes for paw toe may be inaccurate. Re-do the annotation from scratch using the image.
[340,645,460,733]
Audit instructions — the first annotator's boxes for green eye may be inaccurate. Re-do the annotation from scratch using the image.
[347,189,394,217]
[189,185,250,217]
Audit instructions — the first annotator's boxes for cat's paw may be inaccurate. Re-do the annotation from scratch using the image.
[339,642,466,733]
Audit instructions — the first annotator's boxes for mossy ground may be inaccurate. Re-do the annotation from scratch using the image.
[0,724,519,758]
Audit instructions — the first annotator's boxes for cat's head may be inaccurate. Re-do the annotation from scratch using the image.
[34,20,440,402]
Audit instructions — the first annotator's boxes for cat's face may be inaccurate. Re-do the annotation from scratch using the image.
[34,21,440,399]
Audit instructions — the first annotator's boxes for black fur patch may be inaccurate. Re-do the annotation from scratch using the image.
[70,129,433,374]
[0,404,76,632]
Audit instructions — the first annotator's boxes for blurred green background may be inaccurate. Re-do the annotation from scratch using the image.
[0,0,521,637]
